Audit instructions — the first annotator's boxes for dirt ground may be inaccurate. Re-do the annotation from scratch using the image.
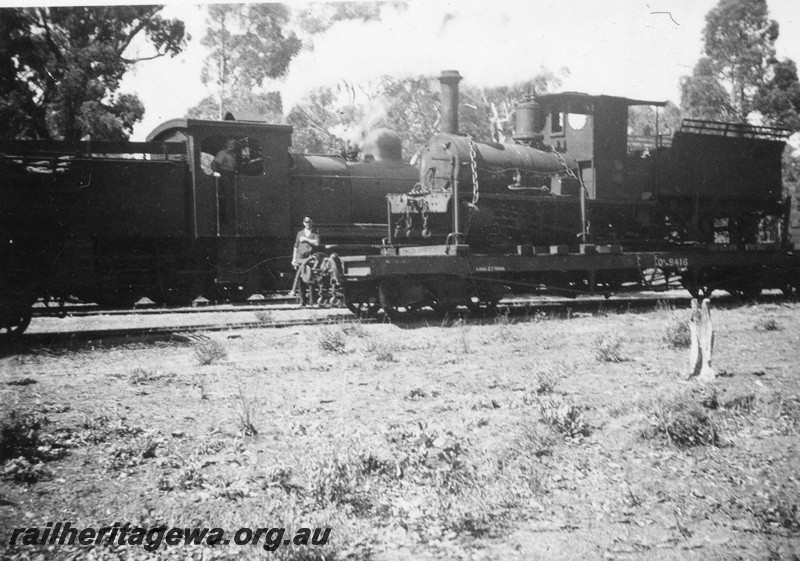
[1,298,799,560]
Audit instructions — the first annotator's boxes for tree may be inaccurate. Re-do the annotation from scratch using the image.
[754,59,800,130]
[460,71,564,143]
[0,6,186,141]
[187,92,283,122]
[197,4,300,120]
[680,0,781,123]
[680,58,735,121]
[629,102,683,139]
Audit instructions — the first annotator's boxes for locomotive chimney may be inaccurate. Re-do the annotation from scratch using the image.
[438,70,462,135]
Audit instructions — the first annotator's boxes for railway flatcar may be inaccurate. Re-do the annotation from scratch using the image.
[337,70,800,317]
[0,118,418,337]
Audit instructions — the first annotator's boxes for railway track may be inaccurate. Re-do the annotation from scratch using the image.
[8,289,790,350]
[30,295,297,318]
[9,311,372,348]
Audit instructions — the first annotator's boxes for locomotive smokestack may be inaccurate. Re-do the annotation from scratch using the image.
[438,70,462,135]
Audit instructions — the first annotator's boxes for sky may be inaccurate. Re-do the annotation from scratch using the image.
[113,0,800,141]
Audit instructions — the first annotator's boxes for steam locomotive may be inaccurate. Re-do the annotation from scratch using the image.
[338,71,799,316]
[0,118,417,337]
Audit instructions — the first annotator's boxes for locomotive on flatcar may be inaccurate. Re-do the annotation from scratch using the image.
[0,118,418,337]
[339,70,798,316]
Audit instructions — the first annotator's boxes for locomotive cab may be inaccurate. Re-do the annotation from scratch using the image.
[148,118,293,239]
[534,92,668,202]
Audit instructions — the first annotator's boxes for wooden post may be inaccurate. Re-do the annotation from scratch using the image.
[688,298,715,381]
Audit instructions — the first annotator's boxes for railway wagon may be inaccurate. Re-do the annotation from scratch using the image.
[336,71,799,317]
[0,118,418,337]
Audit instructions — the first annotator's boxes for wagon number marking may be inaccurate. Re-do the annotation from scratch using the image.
[655,257,689,269]
[476,266,506,272]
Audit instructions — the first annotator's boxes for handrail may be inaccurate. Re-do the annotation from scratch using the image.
[678,119,791,141]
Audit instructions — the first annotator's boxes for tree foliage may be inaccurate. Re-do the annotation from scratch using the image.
[196,4,300,120]
[680,57,734,121]
[286,72,564,159]
[0,6,186,141]
[680,0,800,129]
[754,59,800,130]
[701,0,778,121]
[628,102,683,138]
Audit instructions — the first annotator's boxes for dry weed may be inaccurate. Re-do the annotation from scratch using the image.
[193,337,228,365]
[317,325,346,353]
[663,317,692,348]
[593,331,623,362]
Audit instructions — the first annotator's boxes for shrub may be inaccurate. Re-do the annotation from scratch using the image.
[452,318,470,354]
[593,332,623,362]
[234,380,260,436]
[317,326,346,353]
[254,310,274,324]
[129,368,176,385]
[663,317,692,349]
[3,457,52,484]
[538,396,591,438]
[534,368,561,395]
[193,338,228,365]
[306,451,367,511]
[338,321,366,338]
[755,317,781,332]
[649,398,719,448]
[757,498,799,531]
[0,410,43,463]
[366,338,395,362]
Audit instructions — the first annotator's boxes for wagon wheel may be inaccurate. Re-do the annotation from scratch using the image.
[681,272,714,300]
[781,276,799,299]
[465,297,499,315]
[345,300,381,318]
[381,305,415,321]
[465,284,500,315]
[1,306,33,340]
[377,282,416,321]
[641,267,669,290]
[685,285,714,300]
[430,299,458,314]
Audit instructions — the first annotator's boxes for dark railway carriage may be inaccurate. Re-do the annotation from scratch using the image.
[0,118,418,336]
